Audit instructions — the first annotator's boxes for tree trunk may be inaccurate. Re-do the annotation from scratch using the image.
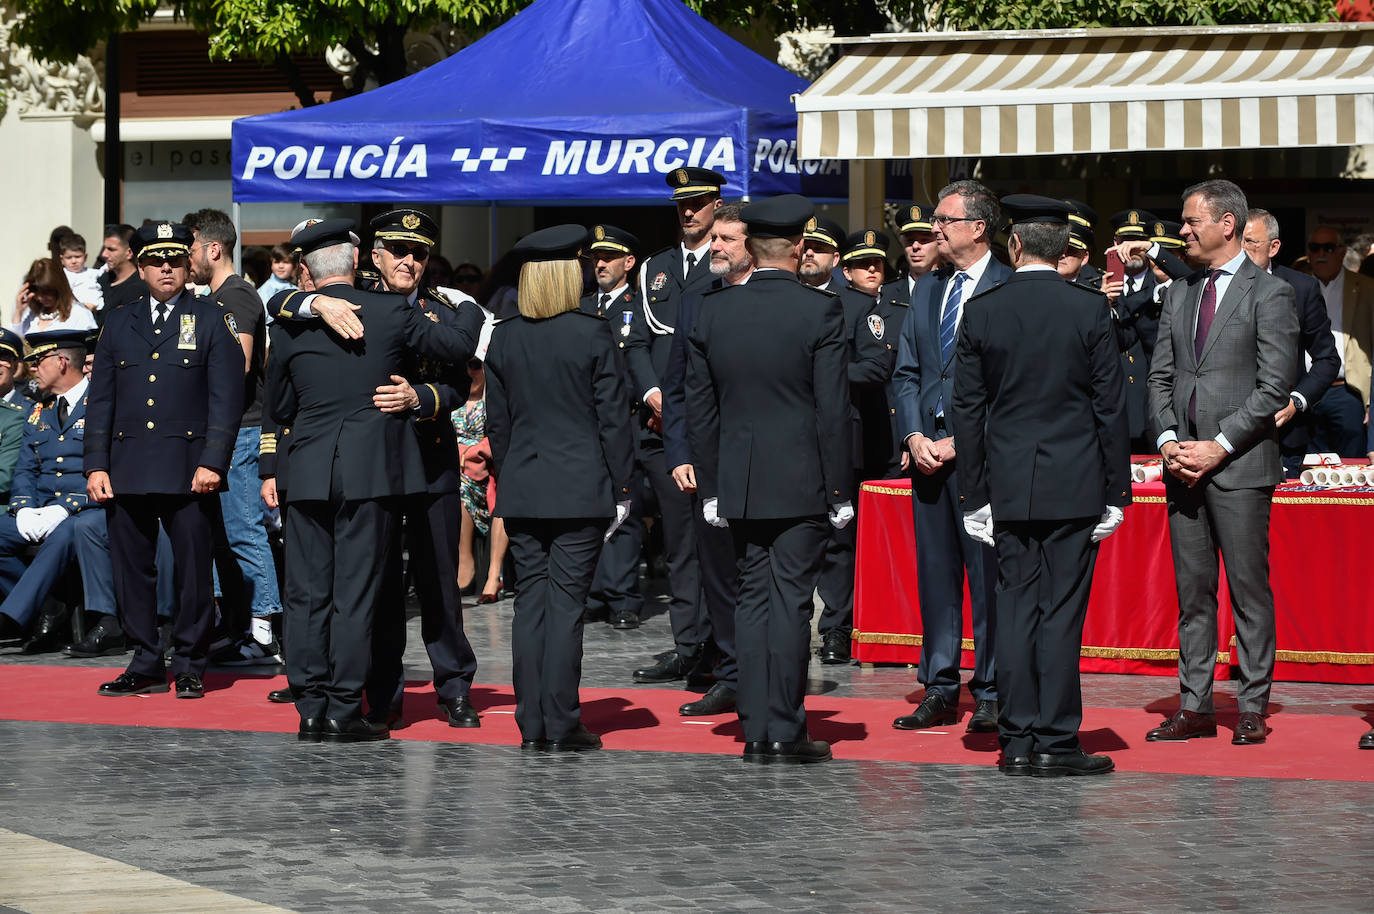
[274,54,318,108]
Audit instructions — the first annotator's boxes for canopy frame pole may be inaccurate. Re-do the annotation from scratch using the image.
[232,202,243,274]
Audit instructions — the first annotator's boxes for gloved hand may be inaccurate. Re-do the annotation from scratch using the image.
[702,496,728,528]
[962,504,995,547]
[603,499,632,542]
[14,507,42,543]
[1091,505,1125,543]
[32,505,69,541]
[828,500,855,529]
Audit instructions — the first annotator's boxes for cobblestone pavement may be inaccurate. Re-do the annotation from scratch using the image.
[3,582,1373,912]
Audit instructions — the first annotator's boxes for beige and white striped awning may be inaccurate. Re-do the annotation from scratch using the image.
[796,23,1374,160]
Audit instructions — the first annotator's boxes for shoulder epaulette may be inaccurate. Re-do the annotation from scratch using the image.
[425,287,457,310]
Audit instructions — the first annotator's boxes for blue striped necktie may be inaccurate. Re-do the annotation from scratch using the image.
[940,271,969,363]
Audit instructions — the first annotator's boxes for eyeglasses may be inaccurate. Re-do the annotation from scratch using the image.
[382,242,430,261]
[931,215,976,226]
[1308,242,1342,253]
[139,256,188,268]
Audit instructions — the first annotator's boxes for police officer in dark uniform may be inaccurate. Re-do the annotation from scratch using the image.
[265,218,481,742]
[1059,200,1103,289]
[580,225,647,630]
[84,222,244,699]
[815,229,900,663]
[485,225,636,751]
[0,330,109,651]
[884,205,941,306]
[687,195,851,764]
[626,168,723,683]
[799,216,845,294]
[951,194,1130,777]
[0,329,33,508]
[1110,208,1162,369]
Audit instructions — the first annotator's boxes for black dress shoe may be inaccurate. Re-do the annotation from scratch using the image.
[818,629,851,664]
[365,707,404,730]
[1145,709,1217,741]
[1030,750,1114,777]
[1232,711,1268,745]
[633,651,696,683]
[581,606,609,624]
[966,699,999,733]
[21,603,71,654]
[65,618,127,658]
[0,613,24,641]
[320,717,390,743]
[98,670,169,697]
[520,738,547,751]
[893,692,957,730]
[999,755,1032,777]
[298,718,324,742]
[768,739,832,764]
[439,696,481,728]
[610,609,640,630]
[742,741,770,763]
[547,724,602,752]
[174,673,204,699]
[267,688,296,704]
[679,682,737,716]
[1360,727,1374,750]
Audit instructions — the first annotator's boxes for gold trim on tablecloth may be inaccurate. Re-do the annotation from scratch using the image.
[859,483,1374,507]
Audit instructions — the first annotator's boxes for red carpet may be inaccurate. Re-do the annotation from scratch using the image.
[2,665,1370,782]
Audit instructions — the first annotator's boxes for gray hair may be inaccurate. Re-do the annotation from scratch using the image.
[938,180,1001,229]
[745,236,796,263]
[1247,208,1280,242]
[303,242,355,281]
[1182,179,1248,229]
[1012,223,1070,262]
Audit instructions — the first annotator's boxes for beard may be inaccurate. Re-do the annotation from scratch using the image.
[799,262,829,284]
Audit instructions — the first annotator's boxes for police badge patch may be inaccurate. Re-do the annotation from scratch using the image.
[224,313,239,340]
[651,272,667,291]
[867,314,885,340]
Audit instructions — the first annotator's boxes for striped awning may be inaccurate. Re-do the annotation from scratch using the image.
[796,23,1374,160]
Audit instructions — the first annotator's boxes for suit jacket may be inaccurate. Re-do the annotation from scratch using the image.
[85,291,243,494]
[952,269,1131,520]
[264,282,478,502]
[627,246,716,413]
[1146,257,1299,489]
[1337,269,1374,406]
[892,256,1012,444]
[661,278,724,470]
[686,271,849,520]
[485,310,634,519]
[9,391,94,514]
[1269,264,1339,453]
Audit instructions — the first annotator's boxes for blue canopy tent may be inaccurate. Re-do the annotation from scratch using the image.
[230,0,857,204]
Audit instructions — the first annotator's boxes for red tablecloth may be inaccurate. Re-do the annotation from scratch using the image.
[853,476,1374,683]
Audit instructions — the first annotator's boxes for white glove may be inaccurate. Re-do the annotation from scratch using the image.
[962,504,995,547]
[1091,505,1125,543]
[14,507,42,542]
[604,499,632,543]
[32,505,69,540]
[828,500,855,529]
[702,496,728,528]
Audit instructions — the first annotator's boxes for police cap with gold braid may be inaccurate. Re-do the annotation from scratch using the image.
[0,328,22,362]
[588,224,641,256]
[132,222,193,261]
[291,218,358,256]
[1001,195,1072,225]
[665,167,726,201]
[897,204,935,234]
[803,217,845,250]
[23,328,90,362]
[370,209,439,248]
[741,195,814,239]
[1149,219,1186,250]
[842,229,890,263]
[1110,209,1157,238]
[512,224,587,262]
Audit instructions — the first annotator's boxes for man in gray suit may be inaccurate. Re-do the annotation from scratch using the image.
[1144,179,1298,747]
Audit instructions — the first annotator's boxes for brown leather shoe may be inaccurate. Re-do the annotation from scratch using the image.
[1145,709,1217,741]
[1231,711,1268,745]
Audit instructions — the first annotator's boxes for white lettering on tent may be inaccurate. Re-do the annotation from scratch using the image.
[242,147,274,180]
[543,141,585,175]
[618,139,654,173]
[274,146,307,179]
[333,146,353,179]
[585,141,622,175]
[351,145,383,178]
[652,138,687,171]
[687,138,706,166]
[305,146,331,179]
[395,144,427,178]
[701,137,734,172]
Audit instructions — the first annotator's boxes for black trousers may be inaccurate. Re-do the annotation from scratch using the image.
[641,440,705,655]
[370,491,479,712]
[815,473,860,636]
[588,467,644,617]
[694,505,738,686]
[992,517,1098,758]
[284,485,399,722]
[506,518,605,741]
[108,494,217,678]
[731,516,828,744]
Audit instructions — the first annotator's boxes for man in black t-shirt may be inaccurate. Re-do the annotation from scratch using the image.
[185,208,281,663]
[95,224,148,321]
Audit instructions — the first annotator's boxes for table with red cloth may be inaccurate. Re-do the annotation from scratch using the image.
[853,476,1374,684]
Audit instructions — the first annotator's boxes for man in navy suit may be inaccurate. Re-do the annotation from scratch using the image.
[891,180,1010,734]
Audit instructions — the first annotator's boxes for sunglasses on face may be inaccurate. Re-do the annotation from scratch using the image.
[1308,242,1342,253]
[382,242,430,261]
[140,256,188,268]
